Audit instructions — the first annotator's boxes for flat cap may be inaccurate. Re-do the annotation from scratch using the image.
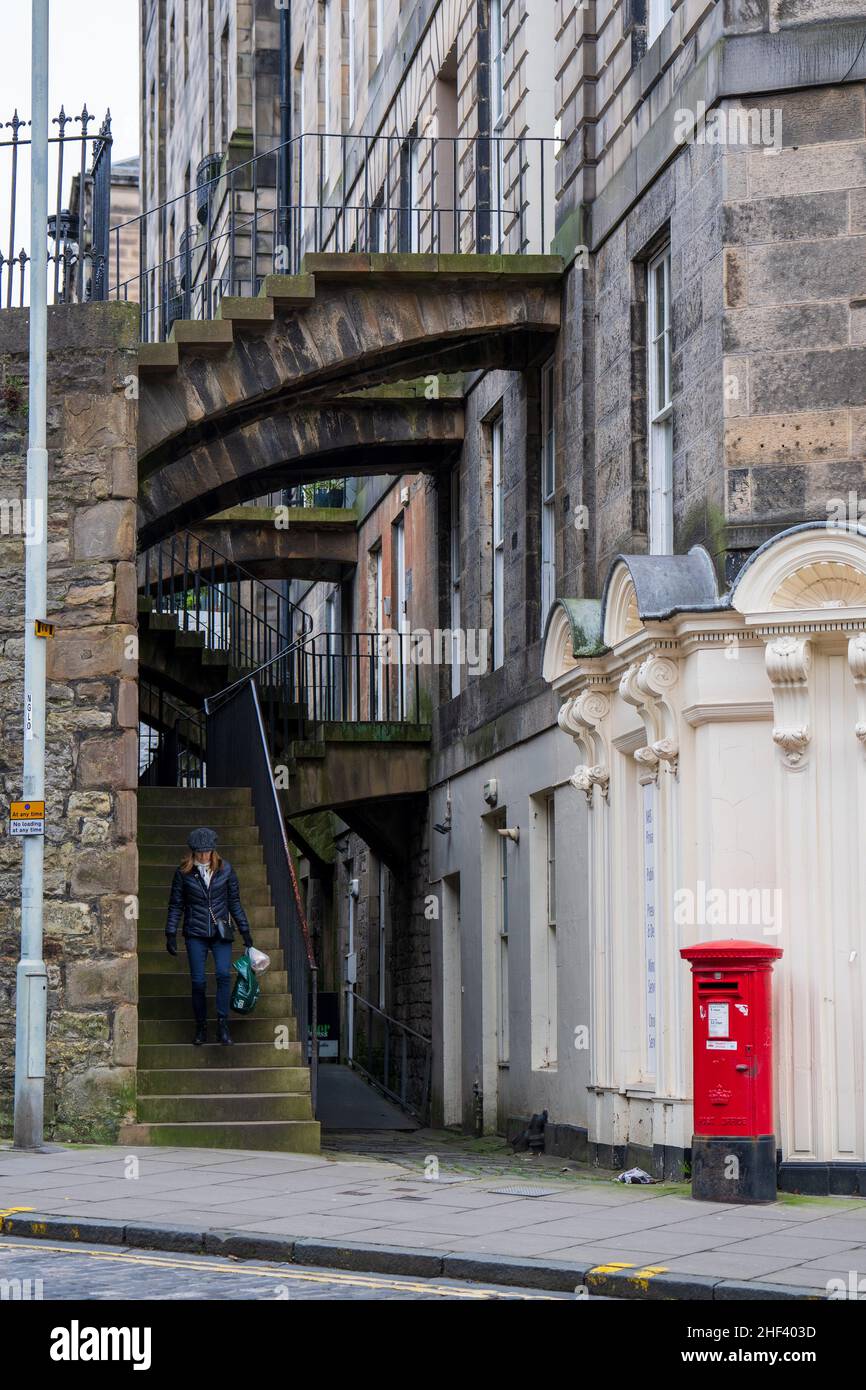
[188,827,219,852]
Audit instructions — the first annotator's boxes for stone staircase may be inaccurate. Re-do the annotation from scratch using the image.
[121,786,320,1153]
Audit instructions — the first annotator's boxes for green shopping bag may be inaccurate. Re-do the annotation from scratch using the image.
[230,951,261,1014]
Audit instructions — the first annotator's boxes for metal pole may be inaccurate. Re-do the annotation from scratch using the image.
[278,4,292,254]
[14,0,50,1150]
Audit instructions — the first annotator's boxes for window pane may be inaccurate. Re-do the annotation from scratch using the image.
[655,333,667,413]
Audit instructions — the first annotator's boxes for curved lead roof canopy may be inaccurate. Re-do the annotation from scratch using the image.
[541,598,604,682]
[601,545,722,630]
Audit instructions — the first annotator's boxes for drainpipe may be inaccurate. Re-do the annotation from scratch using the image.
[346,876,359,1063]
[14,0,50,1150]
[278,2,292,255]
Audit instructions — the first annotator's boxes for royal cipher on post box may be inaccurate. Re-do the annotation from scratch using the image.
[680,939,783,1203]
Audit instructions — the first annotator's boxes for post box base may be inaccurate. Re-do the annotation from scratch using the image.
[691,1135,777,1204]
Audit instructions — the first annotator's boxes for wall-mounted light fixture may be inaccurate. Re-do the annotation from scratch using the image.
[433,783,452,836]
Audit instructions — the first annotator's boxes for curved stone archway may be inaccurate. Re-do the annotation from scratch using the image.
[138,395,464,544]
[137,256,563,484]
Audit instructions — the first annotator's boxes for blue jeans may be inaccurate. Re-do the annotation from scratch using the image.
[185,935,234,1022]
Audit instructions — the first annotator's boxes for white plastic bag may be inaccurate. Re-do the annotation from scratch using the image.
[248,946,271,975]
[615,1167,654,1184]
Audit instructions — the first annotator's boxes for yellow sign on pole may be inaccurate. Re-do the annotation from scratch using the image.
[10,801,45,837]
[34,620,54,638]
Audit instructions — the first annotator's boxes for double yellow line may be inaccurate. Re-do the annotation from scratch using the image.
[0,1238,559,1299]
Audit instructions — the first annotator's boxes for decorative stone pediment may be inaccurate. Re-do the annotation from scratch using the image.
[733,524,866,619]
[770,561,866,612]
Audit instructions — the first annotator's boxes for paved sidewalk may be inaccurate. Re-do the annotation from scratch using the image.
[1,1141,864,1299]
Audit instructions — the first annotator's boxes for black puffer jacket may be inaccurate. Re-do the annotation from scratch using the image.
[165,861,253,944]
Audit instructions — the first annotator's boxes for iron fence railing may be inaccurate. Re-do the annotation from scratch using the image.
[139,681,206,788]
[0,105,112,308]
[299,630,423,725]
[283,478,357,510]
[139,530,312,673]
[107,131,559,341]
[206,675,318,1113]
[349,993,432,1124]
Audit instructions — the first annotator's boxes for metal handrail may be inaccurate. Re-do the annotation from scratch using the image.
[106,130,560,340]
[206,672,319,1113]
[139,680,206,788]
[349,992,432,1123]
[205,631,310,716]
[298,629,424,725]
[139,529,312,674]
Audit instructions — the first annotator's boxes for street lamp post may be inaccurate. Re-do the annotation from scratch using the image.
[14,0,50,1150]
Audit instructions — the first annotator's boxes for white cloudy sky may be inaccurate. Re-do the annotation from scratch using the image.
[1,1,139,289]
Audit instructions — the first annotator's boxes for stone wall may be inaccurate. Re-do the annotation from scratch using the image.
[0,303,139,1142]
[722,84,866,568]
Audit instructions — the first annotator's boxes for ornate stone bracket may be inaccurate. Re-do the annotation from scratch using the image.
[765,636,812,770]
[559,689,611,806]
[569,763,610,806]
[620,655,679,779]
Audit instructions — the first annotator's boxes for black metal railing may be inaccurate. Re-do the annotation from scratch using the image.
[283,478,357,510]
[139,681,206,788]
[299,630,423,725]
[349,994,432,1124]
[139,530,312,674]
[0,105,112,308]
[206,675,318,1112]
[107,131,559,341]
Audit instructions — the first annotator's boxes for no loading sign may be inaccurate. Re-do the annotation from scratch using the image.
[10,801,45,837]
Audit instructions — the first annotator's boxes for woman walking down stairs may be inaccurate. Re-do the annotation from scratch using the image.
[120,787,320,1153]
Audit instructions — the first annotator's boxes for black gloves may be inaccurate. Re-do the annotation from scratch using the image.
[166,935,178,956]
[243,937,254,951]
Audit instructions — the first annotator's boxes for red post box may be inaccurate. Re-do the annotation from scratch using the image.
[680,939,783,1203]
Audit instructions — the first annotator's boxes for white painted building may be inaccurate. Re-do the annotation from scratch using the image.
[537,522,866,1193]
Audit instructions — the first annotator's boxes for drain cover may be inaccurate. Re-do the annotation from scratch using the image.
[487,1185,556,1198]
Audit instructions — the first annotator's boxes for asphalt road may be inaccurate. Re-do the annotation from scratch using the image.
[0,1237,575,1301]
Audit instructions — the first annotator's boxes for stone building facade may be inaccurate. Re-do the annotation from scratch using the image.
[0,304,139,1141]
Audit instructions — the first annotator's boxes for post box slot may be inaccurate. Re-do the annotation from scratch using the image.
[697,980,739,990]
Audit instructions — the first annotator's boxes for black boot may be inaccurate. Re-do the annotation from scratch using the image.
[193,1021,207,1046]
[217,1015,233,1046]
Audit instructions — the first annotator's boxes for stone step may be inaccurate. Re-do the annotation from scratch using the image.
[138,808,258,828]
[138,949,286,975]
[139,1041,304,1069]
[118,1119,321,1154]
[140,877,271,907]
[138,788,251,806]
[139,991,295,1019]
[138,905,275,928]
[137,1092,313,1124]
[138,906,275,929]
[139,1016,297,1045]
[137,1065,309,1096]
[139,848,265,867]
[138,926,281,950]
[140,861,269,882]
[138,970,288,997]
[139,825,261,848]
